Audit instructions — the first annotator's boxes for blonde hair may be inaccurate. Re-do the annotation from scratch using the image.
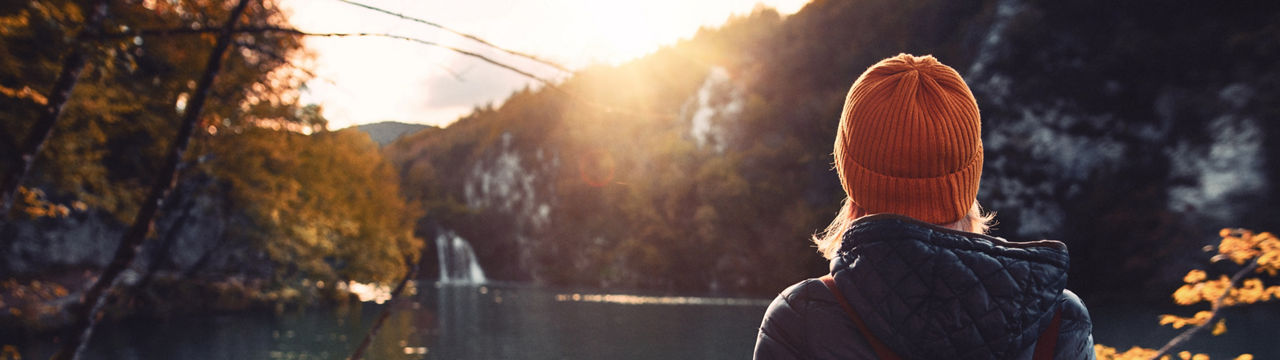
[813,198,996,260]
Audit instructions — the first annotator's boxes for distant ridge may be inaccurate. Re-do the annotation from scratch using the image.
[352,121,433,146]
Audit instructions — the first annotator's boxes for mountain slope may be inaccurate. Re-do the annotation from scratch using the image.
[387,0,1280,299]
[354,121,432,146]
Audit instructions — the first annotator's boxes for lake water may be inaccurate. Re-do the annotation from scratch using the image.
[8,283,1279,359]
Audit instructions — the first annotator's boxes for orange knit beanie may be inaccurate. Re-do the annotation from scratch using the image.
[834,53,983,224]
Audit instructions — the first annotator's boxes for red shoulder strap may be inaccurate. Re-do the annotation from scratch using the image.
[1032,309,1062,360]
[820,274,1063,360]
[819,275,902,360]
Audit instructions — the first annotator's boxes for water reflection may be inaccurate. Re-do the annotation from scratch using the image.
[432,284,489,359]
[554,292,771,306]
[430,283,767,359]
[10,283,1278,359]
[10,284,769,359]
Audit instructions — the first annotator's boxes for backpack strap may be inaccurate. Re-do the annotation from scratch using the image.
[820,274,1064,360]
[1032,308,1062,360]
[819,275,902,360]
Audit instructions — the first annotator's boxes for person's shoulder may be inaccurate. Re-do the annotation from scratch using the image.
[764,278,822,320]
[1054,288,1097,360]
[756,278,832,359]
[1058,289,1093,332]
[775,278,829,303]
[762,277,838,323]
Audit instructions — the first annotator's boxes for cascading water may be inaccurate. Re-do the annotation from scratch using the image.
[686,66,743,153]
[436,230,487,285]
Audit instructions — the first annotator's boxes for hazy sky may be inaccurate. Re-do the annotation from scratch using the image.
[283,0,811,129]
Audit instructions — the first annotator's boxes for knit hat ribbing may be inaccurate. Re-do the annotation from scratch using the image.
[833,53,983,224]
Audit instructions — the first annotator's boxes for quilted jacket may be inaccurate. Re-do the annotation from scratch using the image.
[754,214,1095,359]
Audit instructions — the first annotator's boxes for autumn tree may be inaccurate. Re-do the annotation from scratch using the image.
[1,0,421,308]
[0,0,310,221]
[205,127,422,284]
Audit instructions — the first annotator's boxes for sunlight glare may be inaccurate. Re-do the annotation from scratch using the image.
[283,0,811,129]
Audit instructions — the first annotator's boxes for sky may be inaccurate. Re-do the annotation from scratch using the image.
[282,0,811,130]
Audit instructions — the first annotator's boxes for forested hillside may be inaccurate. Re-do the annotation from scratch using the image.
[387,0,1280,300]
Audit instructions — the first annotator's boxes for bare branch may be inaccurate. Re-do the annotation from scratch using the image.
[1149,260,1260,360]
[120,26,677,120]
[309,31,565,89]
[347,259,419,360]
[234,40,322,80]
[335,0,572,73]
[431,62,467,82]
[239,39,463,84]
[124,27,562,90]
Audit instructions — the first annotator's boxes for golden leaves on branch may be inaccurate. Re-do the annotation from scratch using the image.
[1212,320,1226,336]
[1178,352,1210,360]
[1171,274,1280,307]
[0,278,71,326]
[1215,229,1280,275]
[12,186,85,219]
[1158,311,1213,329]
[1095,344,1160,360]
[1096,228,1277,360]
[0,84,47,105]
[1172,229,1280,309]
[1094,345,1253,360]
[0,10,32,36]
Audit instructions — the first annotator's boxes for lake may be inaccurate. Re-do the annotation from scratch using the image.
[8,282,1279,359]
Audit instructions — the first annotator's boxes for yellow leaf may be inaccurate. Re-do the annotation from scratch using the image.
[1213,319,1227,336]
[1184,269,1207,283]
[1,344,22,360]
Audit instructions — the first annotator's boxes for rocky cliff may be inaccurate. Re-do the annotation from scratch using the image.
[386,0,1280,300]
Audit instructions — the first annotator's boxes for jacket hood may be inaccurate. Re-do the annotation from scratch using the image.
[829,214,1069,359]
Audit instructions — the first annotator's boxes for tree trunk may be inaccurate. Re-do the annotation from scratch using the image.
[52,1,254,358]
[135,191,197,290]
[0,0,109,219]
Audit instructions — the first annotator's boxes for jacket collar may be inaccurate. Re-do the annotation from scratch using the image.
[830,213,1068,273]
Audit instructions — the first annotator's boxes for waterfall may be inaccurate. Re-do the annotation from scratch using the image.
[436,230,487,285]
[686,66,743,152]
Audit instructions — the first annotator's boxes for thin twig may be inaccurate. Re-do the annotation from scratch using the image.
[347,259,420,360]
[240,39,463,83]
[124,27,562,91]
[309,32,564,90]
[1149,260,1260,360]
[294,32,677,119]
[334,0,571,73]
[234,40,322,80]
[119,26,677,119]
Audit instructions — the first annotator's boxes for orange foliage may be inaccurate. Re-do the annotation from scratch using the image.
[1095,228,1278,359]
